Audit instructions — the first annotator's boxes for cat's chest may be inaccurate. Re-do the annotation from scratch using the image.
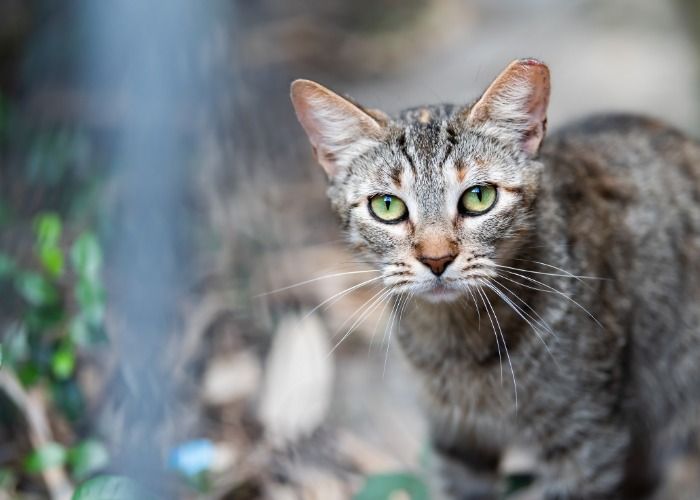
[398,307,538,432]
[418,351,518,420]
[415,356,521,449]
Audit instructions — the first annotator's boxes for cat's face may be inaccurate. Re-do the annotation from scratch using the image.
[292,60,550,303]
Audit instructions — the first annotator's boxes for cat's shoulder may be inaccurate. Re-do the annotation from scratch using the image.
[542,113,700,173]
[546,113,697,149]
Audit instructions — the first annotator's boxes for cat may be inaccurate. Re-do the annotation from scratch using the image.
[289,59,700,499]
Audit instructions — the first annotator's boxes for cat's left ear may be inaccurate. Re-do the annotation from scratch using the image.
[463,59,550,157]
[291,79,388,178]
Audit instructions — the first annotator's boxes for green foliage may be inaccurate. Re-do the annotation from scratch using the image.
[14,271,60,307]
[1,212,107,365]
[0,210,110,486]
[24,438,109,480]
[71,233,102,282]
[51,342,76,380]
[354,472,429,500]
[72,475,157,500]
[68,440,110,481]
[34,212,65,277]
[24,442,68,473]
[25,128,91,188]
[0,468,17,492]
[503,473,536,497]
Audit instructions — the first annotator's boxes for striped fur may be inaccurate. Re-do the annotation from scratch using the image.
[291,60,700,499]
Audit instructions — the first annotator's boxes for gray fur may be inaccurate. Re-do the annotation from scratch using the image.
[291,62,700,499]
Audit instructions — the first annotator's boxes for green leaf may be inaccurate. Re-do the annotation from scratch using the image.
[68,440,109,481]
[69,317,90,346]
[70,317,108,347]
[24,304,65,331]
[0,466,17,490]
[51,343,76,380]
[181,470,211,494]
[70,233,102,281]
[25,442,67,473]
[52,379,85,422]
[15,272,60,306]
[72,475,157,500]
[33,213,62,247]
[0,343,3,369]
[354,473,429,500]
[17,362,41,387]
[39,246,64,277]
[504,473,536,496]
[76,278,105,325]
[4,323,29,369]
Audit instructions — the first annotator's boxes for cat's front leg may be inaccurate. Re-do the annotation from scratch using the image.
[538,422,630,500]
[431,440,501,500]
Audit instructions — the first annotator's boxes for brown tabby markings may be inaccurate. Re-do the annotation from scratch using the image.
[290,60,700,499]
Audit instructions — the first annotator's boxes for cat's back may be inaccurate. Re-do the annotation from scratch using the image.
[543,114,700,183]
[540,114,700,247]
[540,114,700,418]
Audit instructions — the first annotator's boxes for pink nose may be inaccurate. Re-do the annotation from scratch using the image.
[418,255,455,276]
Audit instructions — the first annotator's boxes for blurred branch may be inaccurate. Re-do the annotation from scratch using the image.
[0,371,74,500]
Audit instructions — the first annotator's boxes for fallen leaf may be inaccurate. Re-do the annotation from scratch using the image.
[258,312,334,447]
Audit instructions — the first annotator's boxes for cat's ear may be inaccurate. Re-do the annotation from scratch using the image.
[463,59,550,156]
[291,79,387,177]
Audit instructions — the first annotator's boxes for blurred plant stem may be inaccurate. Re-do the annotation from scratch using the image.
[0,369,73,499]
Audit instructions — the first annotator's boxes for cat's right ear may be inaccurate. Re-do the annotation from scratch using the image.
[291,80,386,178]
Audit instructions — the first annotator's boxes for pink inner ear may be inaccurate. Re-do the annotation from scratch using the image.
[290,81,332,152]
[521,67,550,155]
[290,79,385,177]
[468,59,551,156]
[522,117,547,156]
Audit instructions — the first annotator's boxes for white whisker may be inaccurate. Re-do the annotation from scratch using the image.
[280,275,385,347]
[491,277,558,340]
[254,269,382,297]
[493,262,607,284]
[327,286,393,355]
[477,281,518,413]
[474,285,503,384]
[484,279,559,367]
[384,292,412,377]
[368,292,394,357]
[382,293,407,354]
[494,268,604,329]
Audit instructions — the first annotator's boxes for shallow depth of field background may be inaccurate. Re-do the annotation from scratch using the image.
[0,1,699,498]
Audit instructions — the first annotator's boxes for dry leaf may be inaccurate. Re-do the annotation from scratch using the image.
[258,312,334,447]
[202,350,261,405]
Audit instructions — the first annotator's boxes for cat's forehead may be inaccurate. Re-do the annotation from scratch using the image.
[392,104,462,170]
[396,104,459,125]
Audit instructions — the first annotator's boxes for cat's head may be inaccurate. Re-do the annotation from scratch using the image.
[291,59,550,303]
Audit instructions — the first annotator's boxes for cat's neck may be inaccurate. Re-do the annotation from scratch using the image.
[397,242,542,374]
[398,285,525,371]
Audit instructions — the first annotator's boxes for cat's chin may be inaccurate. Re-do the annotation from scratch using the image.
[418,283,462,304]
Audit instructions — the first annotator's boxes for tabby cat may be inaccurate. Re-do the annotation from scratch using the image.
[290,59,700,499]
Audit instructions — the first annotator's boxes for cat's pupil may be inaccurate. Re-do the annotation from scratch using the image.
[384,196,392,210]
[474,187,483,202]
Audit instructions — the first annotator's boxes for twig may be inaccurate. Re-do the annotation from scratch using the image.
[0,370,74,500]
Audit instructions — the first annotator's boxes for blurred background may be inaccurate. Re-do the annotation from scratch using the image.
[0,0,699,498]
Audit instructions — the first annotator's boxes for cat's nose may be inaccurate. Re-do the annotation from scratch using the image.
[418,255,456,276]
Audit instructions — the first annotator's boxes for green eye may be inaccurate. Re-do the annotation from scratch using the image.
[459,185,497,215]
[369,194,408,223]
